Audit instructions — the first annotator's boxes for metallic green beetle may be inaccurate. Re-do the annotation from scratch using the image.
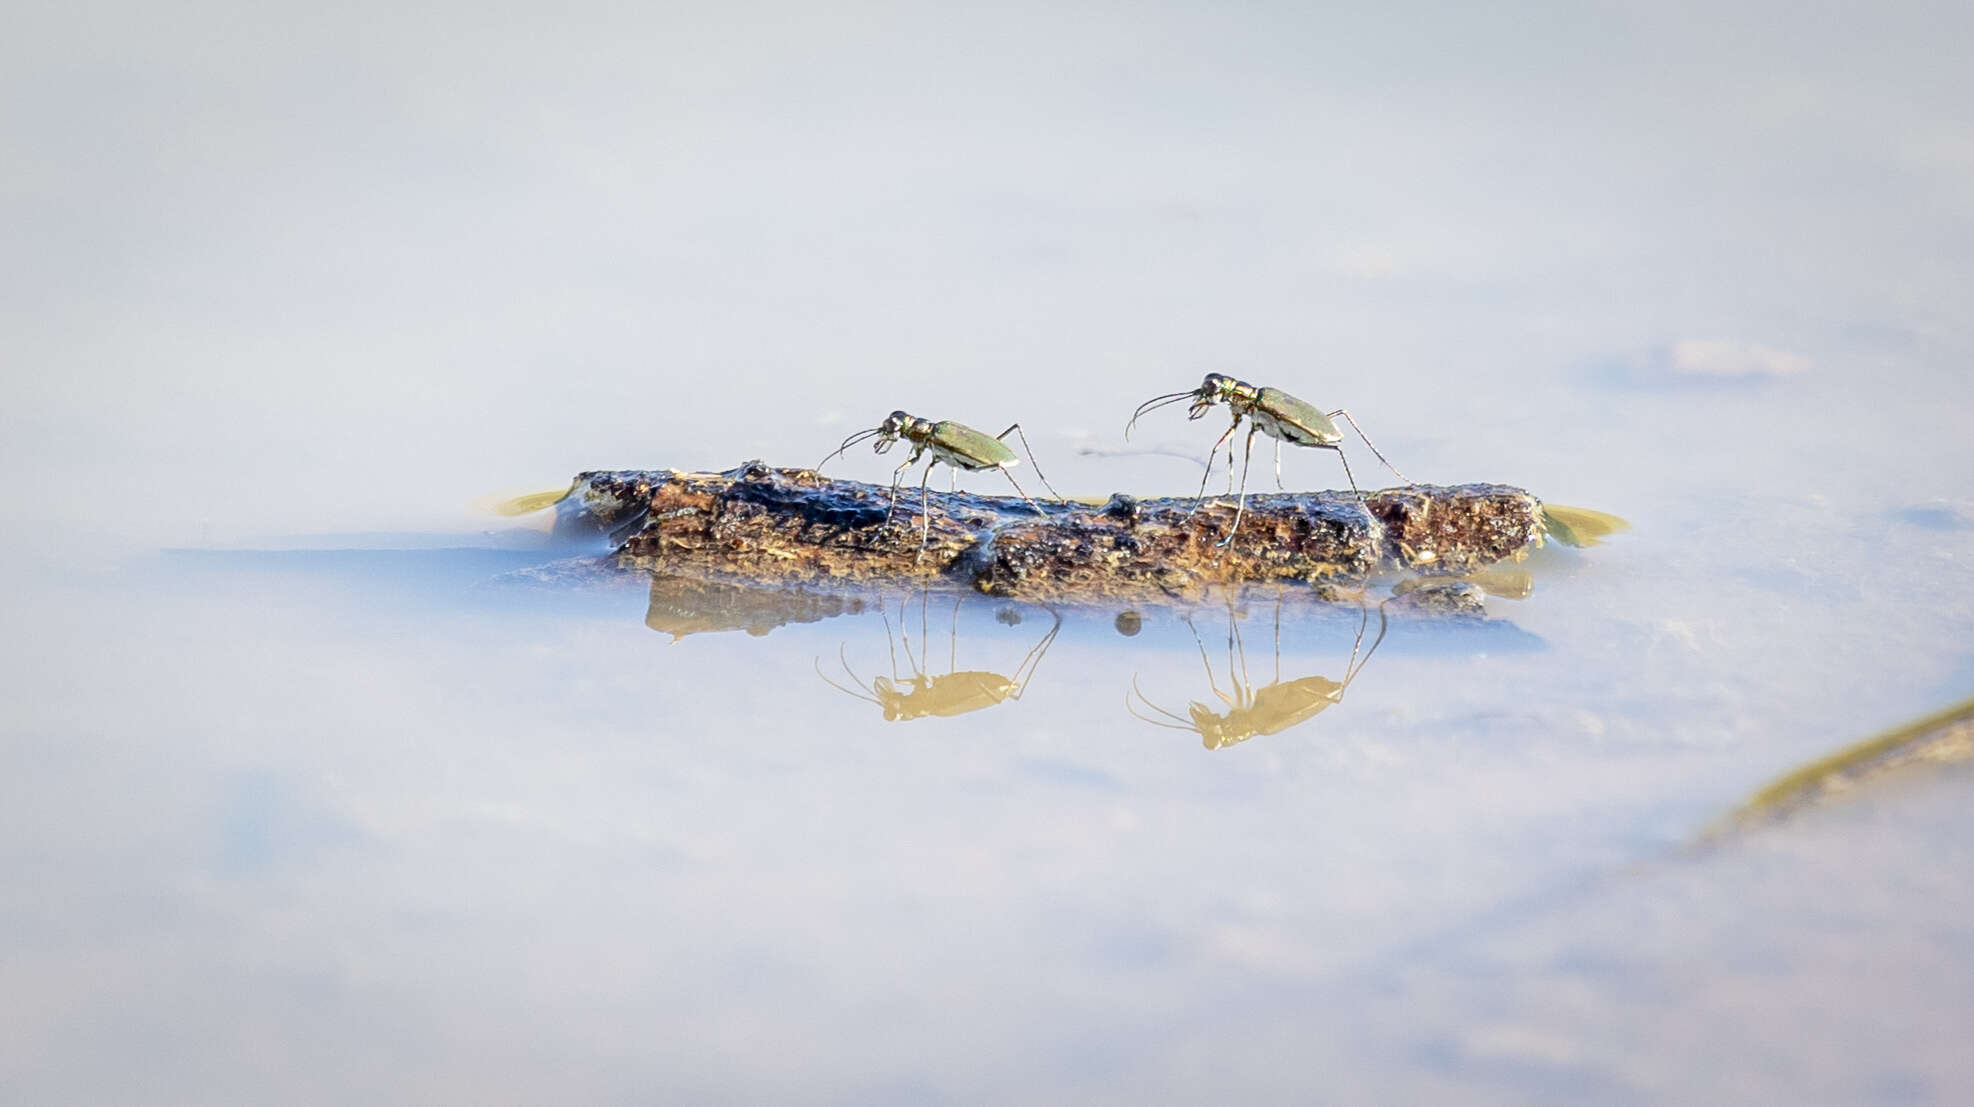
[820,410,1061,554]
[1126,373,1413,544]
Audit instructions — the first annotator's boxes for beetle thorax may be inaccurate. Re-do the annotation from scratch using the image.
[875,410,935,450]
[885,411,934,442]
[1201,373,1258,409]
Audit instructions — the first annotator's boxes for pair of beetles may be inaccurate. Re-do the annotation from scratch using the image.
[820,373,1412,549]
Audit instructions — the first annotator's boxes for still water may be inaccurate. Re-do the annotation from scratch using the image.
[6,447,1970,1103]
[5,1,1974,1102]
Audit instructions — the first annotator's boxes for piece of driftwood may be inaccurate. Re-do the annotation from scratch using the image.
[553,461,1547,604]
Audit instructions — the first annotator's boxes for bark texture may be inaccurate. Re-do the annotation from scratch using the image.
[557,461,1544,604]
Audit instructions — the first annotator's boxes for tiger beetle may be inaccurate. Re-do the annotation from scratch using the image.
[1125,373,1413,545]
[819,411,1062,556]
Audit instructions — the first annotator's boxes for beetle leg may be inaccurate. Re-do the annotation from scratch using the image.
[1327,409,1413,485]
[1185,615,1234,708]
[1229,602,1252,704]
[916,458,939,561]
[1326,443,1364,501]
[1005,607,1062,699]
[886,446,924,523]
[879,604,903,681]
[1272,593,1284,685]
[1337,597,1391,697]
[917,589,934,676]
[1274,439,1285,491]
[947,593,961,674]
[996,423,1064,502]
[999,469,1049,519]
[1216,424,1262,547]
[895,597,929,682]
[1184,416,1244,521]
[1224,415,1239,496]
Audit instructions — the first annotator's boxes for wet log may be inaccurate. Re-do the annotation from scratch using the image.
[557,461,1546,604]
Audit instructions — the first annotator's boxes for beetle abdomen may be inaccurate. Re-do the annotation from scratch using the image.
[1254,388,1342,446]
[930,421,1019,470]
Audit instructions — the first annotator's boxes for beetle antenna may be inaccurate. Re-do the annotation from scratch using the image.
[1124,391,1198,439]
[815,655,881,705]
[1126,697,1200,733]
[1127,675,1196,728]
[818,427,881,472]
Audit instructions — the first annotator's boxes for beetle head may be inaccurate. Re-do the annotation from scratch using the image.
[1188,373,1242,419]
[872,410,915,453]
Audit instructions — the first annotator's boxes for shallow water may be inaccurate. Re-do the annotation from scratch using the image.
[7,506,1970,1103]
[5,2,1974,1103]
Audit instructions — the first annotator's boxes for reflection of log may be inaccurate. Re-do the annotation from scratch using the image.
[644,574,869,640]
[560,462,1545,604]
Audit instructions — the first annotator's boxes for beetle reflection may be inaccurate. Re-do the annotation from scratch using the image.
[817,592,1061,722]
[1128,597,1387,750]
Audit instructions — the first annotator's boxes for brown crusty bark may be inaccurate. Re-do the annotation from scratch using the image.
[556,461,1544,605]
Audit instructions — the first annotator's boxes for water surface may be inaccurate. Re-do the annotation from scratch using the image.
[4,1,1972,1102]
